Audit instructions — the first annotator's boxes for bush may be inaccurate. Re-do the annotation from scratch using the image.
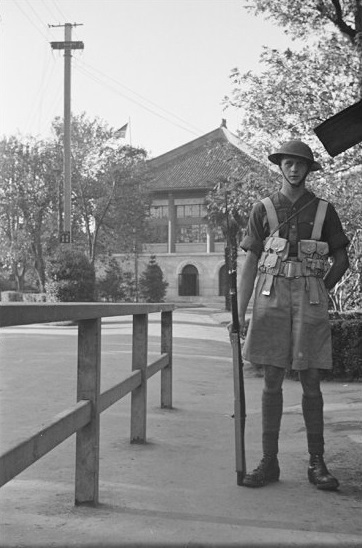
[0,275,14,292]
[328,310,362,380]
[139,255,168,303]
[22,293,47,303]
[46,248,96,302]
[1,291,23,302]
[97,258,136,302]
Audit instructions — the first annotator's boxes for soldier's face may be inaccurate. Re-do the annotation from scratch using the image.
[280,155,310,186]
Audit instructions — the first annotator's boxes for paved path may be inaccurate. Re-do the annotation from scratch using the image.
[0,307,361,547]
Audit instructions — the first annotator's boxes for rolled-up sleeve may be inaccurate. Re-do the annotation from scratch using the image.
[240,201,266,259]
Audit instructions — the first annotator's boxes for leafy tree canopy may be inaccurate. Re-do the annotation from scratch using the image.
[0,135,60,290]
[245,0,360,45]
[0,114,152,292]
[51,113,152,263]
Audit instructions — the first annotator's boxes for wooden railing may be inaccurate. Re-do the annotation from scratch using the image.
[0,302,175,506]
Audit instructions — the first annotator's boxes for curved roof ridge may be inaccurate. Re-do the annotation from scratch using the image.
[147,124,279,192]
[220,127,275,170]
[148,127,225,168]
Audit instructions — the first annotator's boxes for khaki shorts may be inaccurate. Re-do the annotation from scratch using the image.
[242,273,332,370]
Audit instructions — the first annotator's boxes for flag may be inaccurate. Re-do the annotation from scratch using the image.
[114,124,128,139]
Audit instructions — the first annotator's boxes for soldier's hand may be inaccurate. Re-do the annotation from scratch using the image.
[227,318,247,340]
[238,317,248,339]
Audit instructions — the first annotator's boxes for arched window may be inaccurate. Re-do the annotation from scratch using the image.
[178,264,199,296]
[219,264,228,296]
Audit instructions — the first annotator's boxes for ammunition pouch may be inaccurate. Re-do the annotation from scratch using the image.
[264,237,290,260]
[258,238,329,279]
[257,198,330,302]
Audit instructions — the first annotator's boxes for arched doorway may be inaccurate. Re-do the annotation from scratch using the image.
[178,264,199,296]
[219,264,228,296]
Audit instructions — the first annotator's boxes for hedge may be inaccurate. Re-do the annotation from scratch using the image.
[1,291,47,302]
[328,311,362,381]
[1,291,23,302]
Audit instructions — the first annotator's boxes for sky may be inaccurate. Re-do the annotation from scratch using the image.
[0,0,297,158]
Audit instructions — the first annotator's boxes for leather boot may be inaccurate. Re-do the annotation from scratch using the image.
[242,455,280,488]
[308,454,339,491]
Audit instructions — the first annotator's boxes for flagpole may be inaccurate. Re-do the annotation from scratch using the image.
[129,116,132,146]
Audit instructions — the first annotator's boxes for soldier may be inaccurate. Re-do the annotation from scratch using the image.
[238,140,349,490]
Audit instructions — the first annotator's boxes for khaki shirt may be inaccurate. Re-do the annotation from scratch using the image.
[241,190,349,258]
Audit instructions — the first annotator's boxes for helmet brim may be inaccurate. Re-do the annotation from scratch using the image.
[268,152,322,171]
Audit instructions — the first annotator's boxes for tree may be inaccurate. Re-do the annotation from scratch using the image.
[97,257,136,302]
[0,136,59,291]
[205,141,279,236]
[225,40,359,162]
[226,2,361,179]
[139,255,168,303]
[244,0,362,92]
[51,113,151,264]
[245,1,360,40]
[46,248,95,302]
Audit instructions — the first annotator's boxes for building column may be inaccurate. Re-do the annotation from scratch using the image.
[206,225,214,253]
[168,193,176,253]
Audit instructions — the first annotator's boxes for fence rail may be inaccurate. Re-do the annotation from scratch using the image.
[0,302,175,506]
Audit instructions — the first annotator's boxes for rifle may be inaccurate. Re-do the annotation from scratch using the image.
[225,191,247,486]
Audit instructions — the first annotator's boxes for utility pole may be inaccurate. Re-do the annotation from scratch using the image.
[50,23,84,244]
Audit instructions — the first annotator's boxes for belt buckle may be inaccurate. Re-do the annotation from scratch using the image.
[285,261,295,278]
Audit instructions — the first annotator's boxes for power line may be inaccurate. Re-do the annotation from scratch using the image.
[11,0,62,135]
[78,59,203,135]
[25,61,62,135]
[51,0,70,22]
[14,0,49,41]
[40,0,61,24]
[11,2,205,140]
[25,0,51,32]
[73,61,201,137]
[74,60,204,137]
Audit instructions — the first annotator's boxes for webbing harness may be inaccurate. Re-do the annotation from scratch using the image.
[261,195,327,238]
[258,197,329,303]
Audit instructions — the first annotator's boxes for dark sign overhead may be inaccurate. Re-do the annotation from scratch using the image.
[314,100,362,157]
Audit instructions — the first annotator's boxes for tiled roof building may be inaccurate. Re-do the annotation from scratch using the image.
[117,122,277,304]
[147,122,269,192]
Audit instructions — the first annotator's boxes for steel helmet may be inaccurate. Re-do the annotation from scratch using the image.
[268,140,322,171]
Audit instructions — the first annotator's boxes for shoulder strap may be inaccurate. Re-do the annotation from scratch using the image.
[311,200,328,240]
[261,197,279,237]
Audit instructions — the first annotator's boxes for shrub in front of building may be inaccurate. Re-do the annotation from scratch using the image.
[97,258,136,302]
[139,255,168,303]
[328,310,362,381]
[45,248,96,302]
[0,290,23,302]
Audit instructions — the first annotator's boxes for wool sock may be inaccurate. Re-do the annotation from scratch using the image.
[302,393,324,455]
[262,390,283,457]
